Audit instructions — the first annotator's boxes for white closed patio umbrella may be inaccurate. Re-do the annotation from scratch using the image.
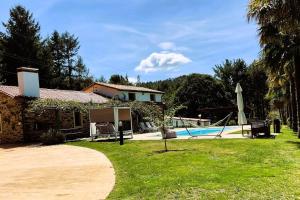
[235,83,247,125]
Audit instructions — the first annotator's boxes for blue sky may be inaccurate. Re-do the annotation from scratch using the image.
[0,0,260,83]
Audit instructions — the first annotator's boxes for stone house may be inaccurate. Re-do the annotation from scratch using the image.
[0,67,107,144]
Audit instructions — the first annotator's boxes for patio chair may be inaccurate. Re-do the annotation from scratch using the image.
[95,122,111,139]
[159,126,177,139]
[150,122,159,131]
[139,122,152,133]
[95,123,133,140]
[107,123,133,139]
[145,122,158,132]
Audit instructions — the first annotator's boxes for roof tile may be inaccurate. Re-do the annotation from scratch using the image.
[0,85,108,104]
[89,82,164,94]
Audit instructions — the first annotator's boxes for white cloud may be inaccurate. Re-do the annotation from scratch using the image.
[135,52,191,73]
[128,77,138,84]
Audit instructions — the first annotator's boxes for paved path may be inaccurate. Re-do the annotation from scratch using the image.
[0,144,115,200]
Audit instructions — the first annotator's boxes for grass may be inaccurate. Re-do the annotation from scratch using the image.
[70,127,300,199]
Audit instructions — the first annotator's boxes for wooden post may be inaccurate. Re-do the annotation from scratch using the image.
[55,109,61,131]
[162,103,167,152]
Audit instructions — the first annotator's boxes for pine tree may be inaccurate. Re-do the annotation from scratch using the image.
[61,32,79,89]
[0,5,46,86]
[96,75,107,83]
[46,31,65,88]
[73,56,93,90]
[109,74,131,85]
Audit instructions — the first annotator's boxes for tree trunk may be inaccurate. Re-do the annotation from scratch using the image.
[287,103,291,128]
[55,109,61,130]
[290,78,298,132]
[294,56,300,138]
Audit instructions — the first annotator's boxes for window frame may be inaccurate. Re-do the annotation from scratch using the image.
[150,94,156,102]
[73,111,83,128]
[128,93,136,101]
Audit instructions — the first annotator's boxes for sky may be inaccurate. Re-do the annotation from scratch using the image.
[0,0,260,83]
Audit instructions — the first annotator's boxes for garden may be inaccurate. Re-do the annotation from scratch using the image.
[71,127,300,199]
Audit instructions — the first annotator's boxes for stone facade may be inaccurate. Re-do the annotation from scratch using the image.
[0,93,90,144]
[0,93,23,144]
[23,108,90,142]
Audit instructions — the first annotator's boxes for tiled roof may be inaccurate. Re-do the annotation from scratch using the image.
[0,85,108,104]
[87,82,164,94]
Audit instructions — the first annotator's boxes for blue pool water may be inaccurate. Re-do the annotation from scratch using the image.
[176,127,236,136]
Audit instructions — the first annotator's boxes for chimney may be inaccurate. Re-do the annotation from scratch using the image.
[17,67,40,98]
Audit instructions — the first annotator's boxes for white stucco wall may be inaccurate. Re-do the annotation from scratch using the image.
[136,92,150,101]
[17,71,40,97]
[120,91,162,102]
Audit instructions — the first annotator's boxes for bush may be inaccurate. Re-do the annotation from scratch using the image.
[40,129,65,145]
[228,120,237,126]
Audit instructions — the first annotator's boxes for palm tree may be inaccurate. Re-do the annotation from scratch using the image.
[248,0,300,137]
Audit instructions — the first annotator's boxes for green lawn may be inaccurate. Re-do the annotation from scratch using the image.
[70,127,300,199]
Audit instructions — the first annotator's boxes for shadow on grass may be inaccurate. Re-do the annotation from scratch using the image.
[152,149,191,154]
[286,140,300,149]
[81,137,132,143]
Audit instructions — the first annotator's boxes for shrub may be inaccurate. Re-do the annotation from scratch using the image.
[228,120,237,126]
[40,129,65,145]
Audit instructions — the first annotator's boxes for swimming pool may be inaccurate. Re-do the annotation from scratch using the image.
[176,127,236,137]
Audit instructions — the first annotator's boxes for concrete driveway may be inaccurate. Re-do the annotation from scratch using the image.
[0,144,115,200]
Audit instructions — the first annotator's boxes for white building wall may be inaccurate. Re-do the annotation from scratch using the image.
[120,91,162,102]
[136,92,150,101]
[155,94,162,102]
[17,71,40,97]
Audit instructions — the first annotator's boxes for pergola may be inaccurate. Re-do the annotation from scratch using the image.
[89,107,133,139]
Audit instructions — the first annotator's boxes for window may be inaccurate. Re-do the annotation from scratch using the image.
[0,114,2,133]
[74,111,82,127]
[150,94,155,102]
[128,93,136,101]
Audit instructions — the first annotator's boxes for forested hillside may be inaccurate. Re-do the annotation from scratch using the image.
[139,59,269,120]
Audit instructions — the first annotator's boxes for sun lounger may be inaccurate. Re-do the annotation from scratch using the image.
[145,122,158,131]
[150,122,159,131]
[139,122,152,133]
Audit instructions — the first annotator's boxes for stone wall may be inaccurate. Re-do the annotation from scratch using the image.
[22,108,57,142]
[0,93,23,144]
[0,92,92,144]
[23,108,90,142]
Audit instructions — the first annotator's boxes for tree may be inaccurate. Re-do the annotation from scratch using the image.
[46,31,89,90]
[109,74,131,85]
[96,75,107,83]
[248,0,300,137]
[73,56,93,90]
[0,5,48,86]
[214,59,249,103]
[136,75,141,86]
[61,32,80,89]
[247,60,269,119]
[173,74,230,118]
[46,31,65,88]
